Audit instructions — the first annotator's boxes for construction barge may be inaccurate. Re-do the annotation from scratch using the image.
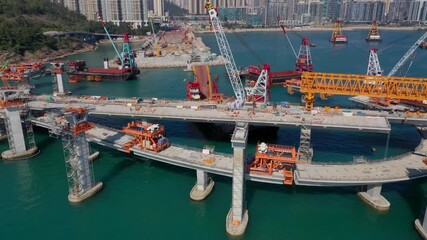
[67,29,140,82]
[329,20,348,43]
[67,60,140,82]
[366,20,381,41]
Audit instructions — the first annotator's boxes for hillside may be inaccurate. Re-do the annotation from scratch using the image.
[0,0,135,63]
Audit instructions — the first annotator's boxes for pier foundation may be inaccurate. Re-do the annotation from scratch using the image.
[415,203,427,239]
[190,169,215,201]
[2,107,38,160]
[227,122,249,236]
[357,184,390,211]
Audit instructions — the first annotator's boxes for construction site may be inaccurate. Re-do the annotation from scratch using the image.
[135,27,226,69]
[2,2,427,239]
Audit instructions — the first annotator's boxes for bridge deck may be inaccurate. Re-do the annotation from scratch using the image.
[295,141,427,186]
[29,97,393,133]
[31,118,427,186]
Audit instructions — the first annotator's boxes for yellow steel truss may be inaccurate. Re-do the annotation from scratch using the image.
[300,72,427,110]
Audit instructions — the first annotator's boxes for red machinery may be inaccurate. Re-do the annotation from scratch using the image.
[121,121,170,153]
[249,142,297,185]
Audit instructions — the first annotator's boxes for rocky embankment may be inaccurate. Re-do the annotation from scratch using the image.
[0,42,96,64]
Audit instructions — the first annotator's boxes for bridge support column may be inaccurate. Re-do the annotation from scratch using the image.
[357,184,390,211]
[415,202,427,239]
[190,169,215,201]
[227,122,249,236]
[297,114,313,164]
[0,119,7,141]
[63,110,102,203]
[2,107,39,160]
[51,63,69,96]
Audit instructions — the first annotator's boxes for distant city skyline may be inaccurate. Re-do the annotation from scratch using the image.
[52,0,166,28]
[53,0,427,27]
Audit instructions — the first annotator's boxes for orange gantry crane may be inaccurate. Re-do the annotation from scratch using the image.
[121,121,170,153]
[300,71,427,110]
[249,142,297,185]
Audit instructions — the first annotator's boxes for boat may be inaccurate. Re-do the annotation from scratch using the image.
[330,20,348,44]
[310,43,316,47]
[244,65,301,85]
[67,60,140,82]
[67,31,140,82]
[366,20,381,41]
[420,42,427,49]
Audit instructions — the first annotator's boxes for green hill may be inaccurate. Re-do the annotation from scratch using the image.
[0,0,142,63]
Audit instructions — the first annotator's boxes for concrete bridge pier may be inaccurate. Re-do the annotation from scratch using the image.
[415,202,427,239]
[2,107,39,160]
[227,122,249,236]
[63,110,102,203]
[357,183,390,211]
[190,169,215,201]
[0,119,7,141]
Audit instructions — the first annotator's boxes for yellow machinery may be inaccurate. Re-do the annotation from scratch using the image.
[300,71,427,110]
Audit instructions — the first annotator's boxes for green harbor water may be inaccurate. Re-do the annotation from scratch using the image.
[1,30,427,239]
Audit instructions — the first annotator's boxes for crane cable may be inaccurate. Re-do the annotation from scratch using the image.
[403,52,417,77]
[277,17,298,58]
[232,32,265,64]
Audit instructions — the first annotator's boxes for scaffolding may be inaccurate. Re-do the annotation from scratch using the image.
[4,108,16,153]
[61,108,96,199]
[22,104,36,149]
[297,115,313,163]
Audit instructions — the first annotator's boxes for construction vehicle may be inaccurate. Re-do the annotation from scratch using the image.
[67,13,140,82]
[366,20,381,41]
[121,121,170,153]
[249,142,297,185]
[330,20,348,43]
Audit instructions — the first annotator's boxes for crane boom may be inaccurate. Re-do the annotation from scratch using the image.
[277,17,298,59]
[205,2,246,103]
[96,12,123,64]
[387,31,427,77]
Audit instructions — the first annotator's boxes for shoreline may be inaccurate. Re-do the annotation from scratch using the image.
[196,26,423,33]
[41,43,99,62]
